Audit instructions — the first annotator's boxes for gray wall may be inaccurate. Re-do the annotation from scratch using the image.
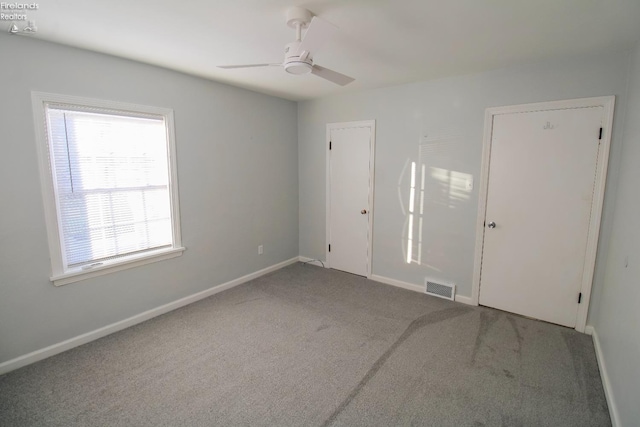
[0,35,298,364]
[591,42,640,426]
[299,50,630,301]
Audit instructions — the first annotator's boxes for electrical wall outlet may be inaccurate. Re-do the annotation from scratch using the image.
[466,176,474,191]
[258,245,263,255]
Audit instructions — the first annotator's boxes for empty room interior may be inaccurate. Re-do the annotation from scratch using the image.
[1,1,640,426]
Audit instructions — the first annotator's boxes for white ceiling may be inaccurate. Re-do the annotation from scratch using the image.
[11,0,640,100]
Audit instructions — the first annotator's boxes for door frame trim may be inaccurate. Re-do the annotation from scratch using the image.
[471,96,615,332]
[326,120,376,278]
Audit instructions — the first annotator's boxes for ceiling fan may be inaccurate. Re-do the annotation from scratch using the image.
[218,7,355,86]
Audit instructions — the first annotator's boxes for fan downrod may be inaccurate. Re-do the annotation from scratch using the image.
[284,7,314,74]
[286,7,312,31]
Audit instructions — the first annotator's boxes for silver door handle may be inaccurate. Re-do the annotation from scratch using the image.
[487,221,496,229]
[361,209,368,214]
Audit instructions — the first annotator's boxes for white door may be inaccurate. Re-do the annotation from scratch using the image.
[479,106,604,328]
[328,123,374,276]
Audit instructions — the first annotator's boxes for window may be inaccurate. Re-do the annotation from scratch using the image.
[32,92,184,286]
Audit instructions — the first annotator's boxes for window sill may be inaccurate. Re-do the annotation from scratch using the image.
[51,247,186,286]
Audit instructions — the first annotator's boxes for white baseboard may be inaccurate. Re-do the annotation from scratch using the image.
[369,274,474,306]
[588,326,619,427]
[300,261,475,306]
[370,274,425,293]
[0,257,300,376]
[454,294,473,305]
[298,256,327,267]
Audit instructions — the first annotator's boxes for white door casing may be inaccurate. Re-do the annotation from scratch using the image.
[481,107,601,327]
[326,121,376,277]
[472,97,615,332]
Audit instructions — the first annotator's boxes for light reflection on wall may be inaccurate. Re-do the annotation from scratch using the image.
[401,132,473,267]
[429,167,472,209]
[406,161,415,264]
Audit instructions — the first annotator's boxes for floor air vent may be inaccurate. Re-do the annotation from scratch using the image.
[425,279,456,301]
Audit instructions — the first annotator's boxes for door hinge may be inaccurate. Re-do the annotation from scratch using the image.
[599,127,603,140]
[578,292,582,304]
[329,141,332,150]
[328,244,331,252]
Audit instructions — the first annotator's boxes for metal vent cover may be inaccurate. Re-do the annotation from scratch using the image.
[425,279,456,301]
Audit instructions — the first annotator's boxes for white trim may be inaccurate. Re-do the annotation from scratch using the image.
[32,92,65,280]
[370,274,425,293]
[471,96,615,332]
[370,274,474,306]
[575,98,615,332]
[31,91,184,286]
[588,326,620,427]
[454,294,473,305]
[52,247,185,286]
[0,257,300,375]
[470,107,495,307]
[298,256,328,267]
[325,120,376,278]
[165,105,183,258]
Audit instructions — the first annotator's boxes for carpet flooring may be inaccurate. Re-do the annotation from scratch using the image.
[0,263,610,426]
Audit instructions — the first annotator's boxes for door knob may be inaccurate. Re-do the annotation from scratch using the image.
[487,221,496,229]
[361,209,368,214]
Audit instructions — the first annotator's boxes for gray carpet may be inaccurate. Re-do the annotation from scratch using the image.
[0,263,610,426]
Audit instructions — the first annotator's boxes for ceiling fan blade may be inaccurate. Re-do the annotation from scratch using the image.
[295,16,337,56]
[311,65,355,86]
[218,63,281,69]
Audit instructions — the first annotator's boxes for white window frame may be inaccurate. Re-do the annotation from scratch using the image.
[32,92,185,286]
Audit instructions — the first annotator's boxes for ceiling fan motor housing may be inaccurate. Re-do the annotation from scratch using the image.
[284,41,313,74]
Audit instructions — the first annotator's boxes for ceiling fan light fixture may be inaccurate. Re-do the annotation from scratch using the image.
[284,61,313,75]
[217,7,354,86]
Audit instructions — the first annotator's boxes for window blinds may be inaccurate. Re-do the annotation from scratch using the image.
[45,105,173,268]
